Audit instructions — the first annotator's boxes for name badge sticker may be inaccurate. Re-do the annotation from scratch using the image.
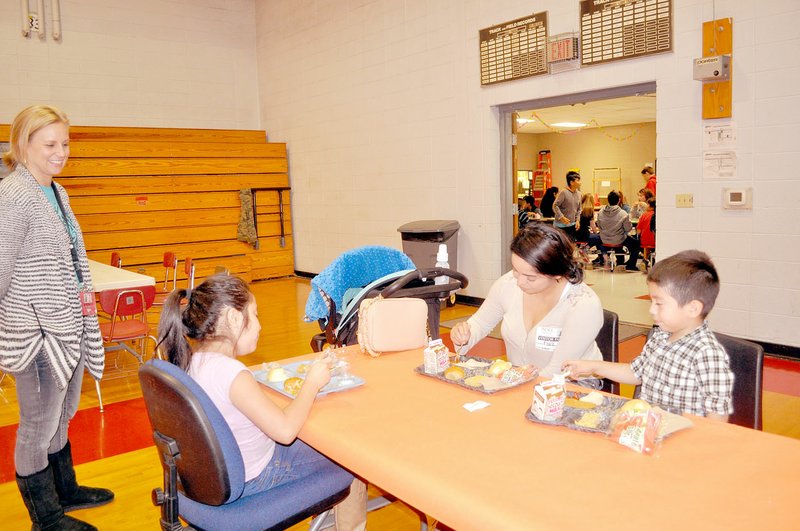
[535,326,562,351]
[80,291,98,316]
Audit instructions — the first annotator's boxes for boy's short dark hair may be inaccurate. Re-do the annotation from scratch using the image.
[566,171,580,186]
[607,190,620,205]
[647,250,720,317]
[647,198,656,208]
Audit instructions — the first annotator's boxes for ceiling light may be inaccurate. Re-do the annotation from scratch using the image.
[551,121,587,128]
[516,117,535,124]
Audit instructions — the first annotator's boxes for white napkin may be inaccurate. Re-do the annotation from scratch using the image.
[463,400,491,412]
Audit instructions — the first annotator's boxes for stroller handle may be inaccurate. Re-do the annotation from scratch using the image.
[380,267,468,299]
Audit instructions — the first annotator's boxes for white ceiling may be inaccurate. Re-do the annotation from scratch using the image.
[515,94,656,134]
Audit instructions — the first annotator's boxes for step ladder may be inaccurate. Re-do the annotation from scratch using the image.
[532,150,551,199]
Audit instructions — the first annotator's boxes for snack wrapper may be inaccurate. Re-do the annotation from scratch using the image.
[423,339,450,374]
[500,365,536,385]
[609,408,663,455]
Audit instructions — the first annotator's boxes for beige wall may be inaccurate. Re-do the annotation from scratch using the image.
[1,0,260,128]
[518,122,656,206]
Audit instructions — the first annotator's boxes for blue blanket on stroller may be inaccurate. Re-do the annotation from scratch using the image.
[303,246,416,324]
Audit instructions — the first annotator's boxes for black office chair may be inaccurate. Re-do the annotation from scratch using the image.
[138,359,353,531]
[714,333,764,430]
[595,309,620,395]
[641,328,764,430]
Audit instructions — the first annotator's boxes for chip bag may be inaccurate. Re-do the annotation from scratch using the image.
[609,406,662,455]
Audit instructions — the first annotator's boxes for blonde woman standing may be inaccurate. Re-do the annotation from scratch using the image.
[1,105,112,530]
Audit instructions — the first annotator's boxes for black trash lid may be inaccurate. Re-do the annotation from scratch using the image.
[397,220,460,233]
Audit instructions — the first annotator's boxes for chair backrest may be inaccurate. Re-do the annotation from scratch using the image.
[642,327,764,429]
[714,332,764,430]
[138,359,245,505]
[185,258,196,289]
[163,251,178,290]
[98,285,157,317]
[595,309,620,395]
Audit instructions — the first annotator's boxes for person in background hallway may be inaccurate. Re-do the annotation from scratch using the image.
[539,186,558,218]
[553,171,582,240]
[618,190,631,214]
[450,224,604,382]
[637,198,656,266]
[158,274,367,530]
[575,193,602,266]
[518,195,538,229]
[630,187,654,221]
[642,163,657,196]
[596,190,641,272]
[1,105,113,530]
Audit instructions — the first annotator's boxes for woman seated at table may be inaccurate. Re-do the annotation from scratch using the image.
[450,224,604,381]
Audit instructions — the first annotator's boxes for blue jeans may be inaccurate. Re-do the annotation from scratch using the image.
[242,439,336,497]
[14,352,85,476]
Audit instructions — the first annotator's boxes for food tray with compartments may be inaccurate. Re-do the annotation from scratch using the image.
[525,391,628,434]
[414,356,538,394]
[253,360,365,399]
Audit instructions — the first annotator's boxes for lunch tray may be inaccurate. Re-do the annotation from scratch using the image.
[414,356,538,395]
[525,391,628,434]
[525,392,694,440]
[253,360,365,399]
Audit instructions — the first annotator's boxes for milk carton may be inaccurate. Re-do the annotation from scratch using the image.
[532,373,567,421]
[423,339,450,374]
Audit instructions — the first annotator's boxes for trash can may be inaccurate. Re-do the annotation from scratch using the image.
[397,220,460,271]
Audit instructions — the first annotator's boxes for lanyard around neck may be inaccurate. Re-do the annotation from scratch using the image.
[50,183,84,285]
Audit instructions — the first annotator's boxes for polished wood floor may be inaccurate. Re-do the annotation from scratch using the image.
[0,276,797,529]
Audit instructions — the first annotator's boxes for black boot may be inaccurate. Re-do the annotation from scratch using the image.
[16,465,97,530]
[48,441,114,512]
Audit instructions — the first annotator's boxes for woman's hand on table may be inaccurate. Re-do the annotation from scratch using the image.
[450,321,471,351]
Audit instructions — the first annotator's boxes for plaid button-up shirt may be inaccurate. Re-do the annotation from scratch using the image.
[631,322,734,416]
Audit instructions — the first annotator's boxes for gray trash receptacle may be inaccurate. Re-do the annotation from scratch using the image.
[397,220,460,271]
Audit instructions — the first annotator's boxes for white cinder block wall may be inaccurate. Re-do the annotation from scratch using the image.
[0,0,260,128]
[255,0,800,348]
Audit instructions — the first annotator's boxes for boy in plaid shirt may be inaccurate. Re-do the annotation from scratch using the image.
[563,250,734,421]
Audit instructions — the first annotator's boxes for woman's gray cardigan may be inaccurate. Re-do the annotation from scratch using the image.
[0,166,104,389]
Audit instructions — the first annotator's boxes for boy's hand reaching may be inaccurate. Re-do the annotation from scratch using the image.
[561,360,596,379]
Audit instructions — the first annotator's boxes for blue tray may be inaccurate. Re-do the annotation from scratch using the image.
[253,360,365,399]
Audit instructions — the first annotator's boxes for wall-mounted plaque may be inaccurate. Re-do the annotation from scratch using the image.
[580,0,672,66]
[480,12,548,86]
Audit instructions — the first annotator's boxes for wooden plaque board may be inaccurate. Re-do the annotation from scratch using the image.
[480,12,548,86]
[580,0,672,66]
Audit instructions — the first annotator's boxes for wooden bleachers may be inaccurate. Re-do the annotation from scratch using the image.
[0,124,294,285]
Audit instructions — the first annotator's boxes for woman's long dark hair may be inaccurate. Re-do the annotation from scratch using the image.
[157,274,252,370]
[539,187,559,218]
[510,224,583,284]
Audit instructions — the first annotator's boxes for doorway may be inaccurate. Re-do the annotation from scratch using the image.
[499,82,657,269]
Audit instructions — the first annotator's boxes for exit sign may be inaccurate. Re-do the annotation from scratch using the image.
[548,36,579,63]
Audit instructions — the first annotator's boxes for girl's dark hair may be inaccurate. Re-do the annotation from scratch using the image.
[510,224,583,284]
[157,274,252,370]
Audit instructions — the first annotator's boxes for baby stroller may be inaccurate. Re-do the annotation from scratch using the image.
[304,246,468,352]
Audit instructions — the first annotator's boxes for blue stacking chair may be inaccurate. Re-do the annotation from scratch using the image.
[138,359,353,531]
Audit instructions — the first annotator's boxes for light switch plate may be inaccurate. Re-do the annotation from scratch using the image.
[676,193,694,208]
